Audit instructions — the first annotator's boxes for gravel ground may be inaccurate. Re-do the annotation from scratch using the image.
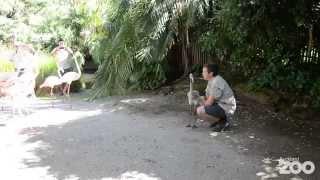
[0,86,319,180]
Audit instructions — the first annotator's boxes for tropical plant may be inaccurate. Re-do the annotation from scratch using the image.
[198,0,320,108]
[92,0,212,98]
[0,59,15,72]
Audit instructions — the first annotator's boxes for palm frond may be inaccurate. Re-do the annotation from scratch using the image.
[91,0,210,98]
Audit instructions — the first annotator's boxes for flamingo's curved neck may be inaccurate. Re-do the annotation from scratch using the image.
[74,55,81,76]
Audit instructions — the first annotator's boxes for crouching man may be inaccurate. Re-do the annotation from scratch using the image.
[196,64,236,132]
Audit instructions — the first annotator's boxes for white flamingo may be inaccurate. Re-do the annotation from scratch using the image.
[60,56,82,96]
[186,73,202,128]
[39,75,62,96]
[187,73,201,114]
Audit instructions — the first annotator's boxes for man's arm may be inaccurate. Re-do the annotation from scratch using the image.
[205,85,223,106]
[51,47,58,54]
[204,96,215,106]
[27,44,35,55]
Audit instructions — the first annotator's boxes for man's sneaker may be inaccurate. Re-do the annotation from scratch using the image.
[211,121,231,132]
[221,121,231,131]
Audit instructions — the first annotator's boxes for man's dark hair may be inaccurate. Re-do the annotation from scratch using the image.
[204,64,219,76]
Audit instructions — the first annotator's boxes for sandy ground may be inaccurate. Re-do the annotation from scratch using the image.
[0,89,319,180]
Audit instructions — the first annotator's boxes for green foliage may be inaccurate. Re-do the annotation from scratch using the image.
[129,62,167,90]
[91,0,165,97]
[34,53,59,86]
[1,0,104,95]
[0,58,15,72]
[197,0,320,108]
[248,63,309,94]
[91,0,211,98]
[0,0,42,43]
[309,80,320,109]
[1,0,319,108]
[1,0,103,58]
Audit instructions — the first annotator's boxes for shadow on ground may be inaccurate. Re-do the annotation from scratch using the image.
[1,86,319,180]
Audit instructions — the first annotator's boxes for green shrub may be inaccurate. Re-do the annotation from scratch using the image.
[0,58,14,72]
[35,53,59,86]
[249,63,309,94]
[310,80,320,109]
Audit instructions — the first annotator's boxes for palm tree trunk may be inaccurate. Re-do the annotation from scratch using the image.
[182,43,189,76]
[308,24,314,49]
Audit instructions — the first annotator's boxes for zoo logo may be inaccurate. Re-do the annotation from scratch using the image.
[278,159,315,175]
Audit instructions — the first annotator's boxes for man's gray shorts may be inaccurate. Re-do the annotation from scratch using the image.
[204,103,226,120]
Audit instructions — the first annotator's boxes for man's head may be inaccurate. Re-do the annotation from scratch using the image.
[58,40,65,47]
[202,64,219,80]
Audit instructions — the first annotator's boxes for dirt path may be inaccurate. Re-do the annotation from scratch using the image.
[0,90,319,180]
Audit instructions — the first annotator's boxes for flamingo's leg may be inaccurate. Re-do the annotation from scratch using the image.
[67,84,71,96]
[62,84,68,95]
[50,87,53,96]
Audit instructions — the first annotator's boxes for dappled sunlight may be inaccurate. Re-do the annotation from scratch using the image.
[0,96,162,180]
[0,98,104,180]
[108,106,125,113]
[1,106,103,128]
[64,174,81,180]
[103,97,151,113]
[1,97,103,128]
[0,128,56,180]
[100,171,161,180]
[120,98,150,104]
[22,109,103,128]
[0,97,62,116]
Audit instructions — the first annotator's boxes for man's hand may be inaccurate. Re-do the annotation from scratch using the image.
[199,96,205,106]
[58,67,64,73]
[57,67,64,77]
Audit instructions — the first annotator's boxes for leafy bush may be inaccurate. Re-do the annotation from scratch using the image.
[310,80,320,109]
[0,58,14,72]
[250,64,305,92]
[129,62,167,91]
[197,0,320,109]
[35,53,59,86]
